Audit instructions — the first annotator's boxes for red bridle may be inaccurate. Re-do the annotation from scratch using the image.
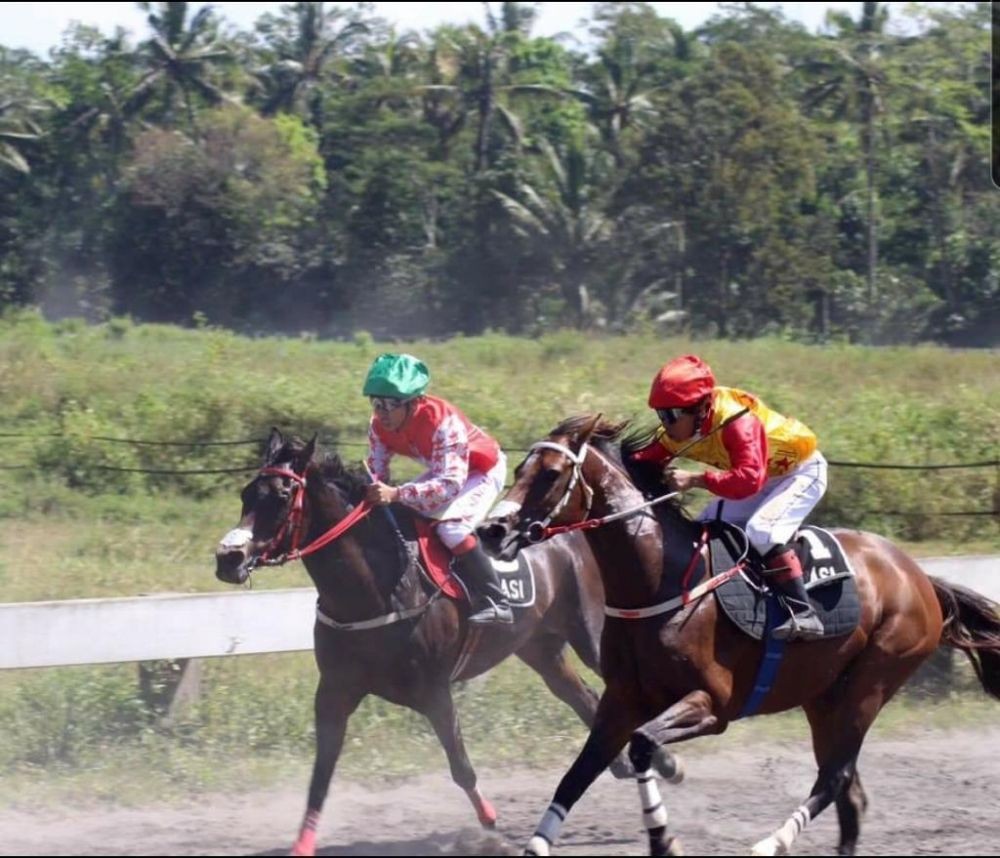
[256,466,373,566]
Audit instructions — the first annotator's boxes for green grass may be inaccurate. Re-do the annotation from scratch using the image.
[0,311,996,803]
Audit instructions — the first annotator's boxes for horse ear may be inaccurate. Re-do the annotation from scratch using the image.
[576,413,604,448]
[293,434,317,474]
[265,427,284,464]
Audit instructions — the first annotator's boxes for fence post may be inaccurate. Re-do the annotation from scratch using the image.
[138,658,202,726]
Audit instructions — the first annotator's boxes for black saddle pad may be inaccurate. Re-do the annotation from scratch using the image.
[713,526,861,641]
[490,554,536,608]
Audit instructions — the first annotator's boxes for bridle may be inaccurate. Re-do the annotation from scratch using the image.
[250,465,372,570]
[521,440,594,542]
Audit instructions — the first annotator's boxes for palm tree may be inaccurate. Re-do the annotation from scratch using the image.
[251,1,369,122]
[420,2,557,171]
[492,137,615,325]
[132,1,233,133]
[0,48,46,174]
[803,2,890,303]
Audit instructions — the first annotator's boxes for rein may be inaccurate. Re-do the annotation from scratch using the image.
[524,440,679,541]
[255,466,374,567]
[252,463,442,633]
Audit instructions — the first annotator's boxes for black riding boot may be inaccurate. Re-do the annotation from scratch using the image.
[764,547,824,642]
[454,541,514,625]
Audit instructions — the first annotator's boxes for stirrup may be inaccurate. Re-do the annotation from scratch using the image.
[468,597,514,626]
[772,609,824,642]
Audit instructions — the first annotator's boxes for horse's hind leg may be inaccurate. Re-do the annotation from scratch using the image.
[752,647,928,857]
[835,770,868,856]
[422,685,497,828]
[292,676,364,856]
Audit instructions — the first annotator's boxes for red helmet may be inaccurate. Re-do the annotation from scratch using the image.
[648,355,715,409]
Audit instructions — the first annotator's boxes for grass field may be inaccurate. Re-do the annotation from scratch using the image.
[0,312,996,801]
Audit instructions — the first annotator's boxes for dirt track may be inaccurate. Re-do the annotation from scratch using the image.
[1,726,997,856]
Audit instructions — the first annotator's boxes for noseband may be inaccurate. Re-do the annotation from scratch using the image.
[257,466,308,563]
[524,441,594,541]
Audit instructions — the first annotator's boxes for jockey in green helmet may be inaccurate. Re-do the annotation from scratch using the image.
[362,353,512,625]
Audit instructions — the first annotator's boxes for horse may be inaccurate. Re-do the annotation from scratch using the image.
[478,414,1000,857]
[214,428,681,856]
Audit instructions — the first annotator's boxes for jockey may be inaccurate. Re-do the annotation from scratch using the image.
[362,353,513,625]
[631,355,827,642]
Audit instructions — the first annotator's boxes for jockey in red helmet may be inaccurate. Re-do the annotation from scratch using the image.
[632,355,827,641]
[362,353,512,625]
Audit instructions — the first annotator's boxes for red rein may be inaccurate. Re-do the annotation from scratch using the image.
[258,467,373,565]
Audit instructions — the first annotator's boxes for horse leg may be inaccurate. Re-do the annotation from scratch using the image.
[292,677,364,857]
[517,635,634,780]
[525,688,644,856]
[751,647,926,857]
[562,628,685,785]
[628,689,726,856]
[421,685,497,829]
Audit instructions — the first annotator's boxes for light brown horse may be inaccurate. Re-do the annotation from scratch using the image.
[214,429,680,856]
[479,415,1000,856]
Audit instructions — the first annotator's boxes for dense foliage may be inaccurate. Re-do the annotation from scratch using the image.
[0,1,996,344]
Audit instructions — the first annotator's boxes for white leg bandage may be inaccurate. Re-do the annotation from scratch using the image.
[637,770,668,829]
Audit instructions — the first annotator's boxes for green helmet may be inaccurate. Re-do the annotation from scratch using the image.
[362,353,430,400]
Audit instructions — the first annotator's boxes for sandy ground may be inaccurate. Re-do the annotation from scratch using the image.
[1,726,998,856]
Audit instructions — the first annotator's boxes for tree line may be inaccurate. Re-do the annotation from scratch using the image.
[0,1,996,344]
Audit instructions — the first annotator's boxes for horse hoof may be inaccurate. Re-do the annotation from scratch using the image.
[525,835,551,856]
[655,749,685,785]
[750,835,786,856]
[652,835,684,856]
[468,787,498,828]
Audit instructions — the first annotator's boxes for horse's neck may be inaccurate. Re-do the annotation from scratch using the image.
[302,477,395,618]
[584,448,697,603]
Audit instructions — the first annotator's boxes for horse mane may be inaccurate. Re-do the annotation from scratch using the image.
[269,434,369,504]
[551,414,690,517]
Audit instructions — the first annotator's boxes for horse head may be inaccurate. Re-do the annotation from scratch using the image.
[215,427,316,585]
[479,414,618,562]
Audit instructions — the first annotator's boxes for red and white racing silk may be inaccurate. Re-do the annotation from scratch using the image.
[367,395,501,516]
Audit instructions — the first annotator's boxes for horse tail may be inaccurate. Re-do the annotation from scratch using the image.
[930,576,1000,700]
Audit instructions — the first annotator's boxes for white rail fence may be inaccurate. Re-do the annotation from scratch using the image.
[0,556,995,672]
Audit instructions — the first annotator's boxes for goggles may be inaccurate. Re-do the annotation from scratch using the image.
[370,395,406,413]
[656,406,693,425]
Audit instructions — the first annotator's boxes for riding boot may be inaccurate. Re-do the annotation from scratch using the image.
[764,547,825,642]
[454,541,514,625]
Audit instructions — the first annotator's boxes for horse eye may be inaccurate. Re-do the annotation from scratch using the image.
[540,469,561,486]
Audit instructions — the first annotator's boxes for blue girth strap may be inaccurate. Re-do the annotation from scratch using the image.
[737,595,788,719]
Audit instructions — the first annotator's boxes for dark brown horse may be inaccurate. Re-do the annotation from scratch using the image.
[479,415,1000,857]
[214,429,681,856]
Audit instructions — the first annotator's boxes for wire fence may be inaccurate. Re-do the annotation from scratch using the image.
[1,430,997,519]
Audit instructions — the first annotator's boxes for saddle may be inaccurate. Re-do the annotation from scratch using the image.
[383,508,536,608]
[709,522,861,641]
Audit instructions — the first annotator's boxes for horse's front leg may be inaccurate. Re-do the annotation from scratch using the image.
[628,689,726,856]
[525,688,643,856]
[291,675,365,856]
[422,684,497,828]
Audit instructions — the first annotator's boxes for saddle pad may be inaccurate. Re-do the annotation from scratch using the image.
[715,574,860,641]
[413,518,536,607]
[797,526,856,589]
[494,553,536,608]
[714,528,860,641]
[413,518,464,600]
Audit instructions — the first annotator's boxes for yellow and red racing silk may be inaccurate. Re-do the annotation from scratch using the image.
[634,387,817,500]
